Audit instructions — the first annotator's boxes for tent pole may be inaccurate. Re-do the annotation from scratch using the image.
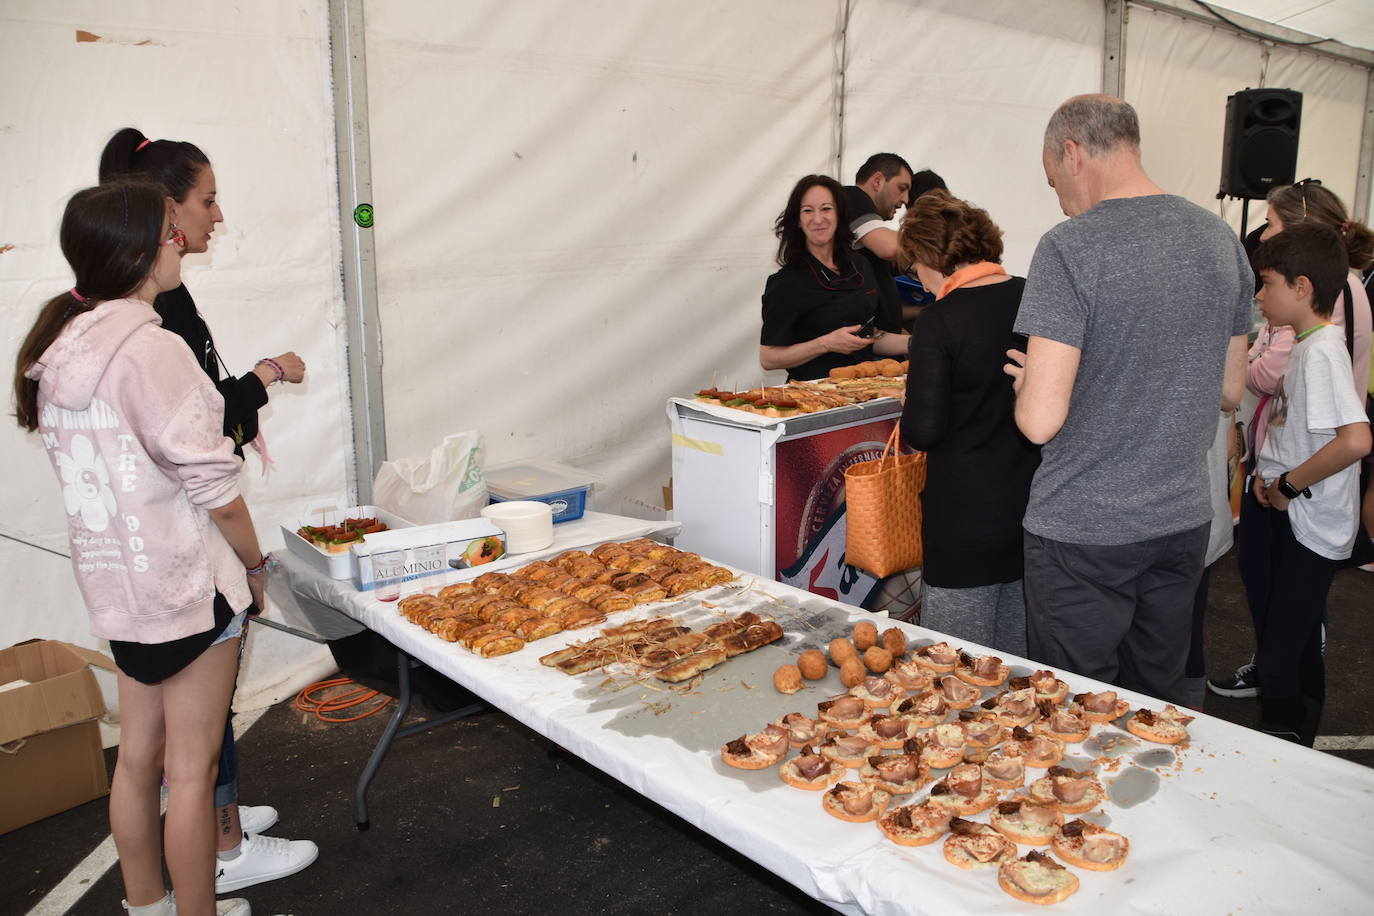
[1103,0,1127,98]
[329,0,387,505]
[1356,69,1373,227]
[835,0,850,180]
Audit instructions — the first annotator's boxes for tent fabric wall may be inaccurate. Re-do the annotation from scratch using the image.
[1126,2,1371,234]
[363,0,842,517]
[839,0,1105,275]
[0,1,348,717]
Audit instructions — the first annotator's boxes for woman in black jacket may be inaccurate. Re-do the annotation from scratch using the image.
[898,191,1039,655]
[760,174,909,380]
[99,128,305,456]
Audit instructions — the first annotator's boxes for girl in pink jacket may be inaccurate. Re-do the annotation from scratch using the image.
[13,180,267,916]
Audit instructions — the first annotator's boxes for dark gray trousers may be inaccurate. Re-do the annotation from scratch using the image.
[1022,522,1210,705]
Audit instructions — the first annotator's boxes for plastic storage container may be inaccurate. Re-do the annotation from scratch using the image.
[281,505,415,579]
[484,459,600,524]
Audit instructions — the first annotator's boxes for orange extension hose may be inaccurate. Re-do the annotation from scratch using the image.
[294,676,393,723]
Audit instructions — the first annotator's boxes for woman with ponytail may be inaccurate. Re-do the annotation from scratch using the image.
[14,180,261,916]
[96,128,318,897]
[98,128,305,456]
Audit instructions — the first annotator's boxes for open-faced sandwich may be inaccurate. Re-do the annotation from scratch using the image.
[998,850,1080,905]
[1051,818,1130,871]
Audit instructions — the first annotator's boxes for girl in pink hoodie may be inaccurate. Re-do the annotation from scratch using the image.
[13,180,266,916]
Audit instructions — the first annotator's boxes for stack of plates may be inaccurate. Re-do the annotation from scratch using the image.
[479,500,554,554]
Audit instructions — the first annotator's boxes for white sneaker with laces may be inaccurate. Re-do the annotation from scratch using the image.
[215,832,319,893]
[122,891,251,916]
[237,804,279,835]
[122,892,175,915]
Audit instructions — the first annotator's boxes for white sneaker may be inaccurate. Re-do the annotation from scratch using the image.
[122,892,175,915]
[237,804,279,835]
[122,892,250,916]
[214,832,319,893]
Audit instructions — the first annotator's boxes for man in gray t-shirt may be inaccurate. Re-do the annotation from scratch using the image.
[1004,95,1251,704]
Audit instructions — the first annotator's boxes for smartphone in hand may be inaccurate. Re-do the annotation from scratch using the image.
[855,316,878,338]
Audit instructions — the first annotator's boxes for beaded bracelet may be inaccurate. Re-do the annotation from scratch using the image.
[246,553,275,576]
[256,358,285,384]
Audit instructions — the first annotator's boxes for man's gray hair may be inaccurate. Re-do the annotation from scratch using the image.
[1044,95,1141,160]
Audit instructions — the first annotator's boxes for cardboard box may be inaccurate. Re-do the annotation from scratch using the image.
[0,639,115,834]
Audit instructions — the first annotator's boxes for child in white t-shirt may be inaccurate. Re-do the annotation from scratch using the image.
[1248,223,1372,745]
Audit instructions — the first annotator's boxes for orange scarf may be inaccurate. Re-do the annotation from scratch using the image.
[937,261,1008,300]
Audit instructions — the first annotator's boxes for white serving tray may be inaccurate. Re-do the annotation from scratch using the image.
[280,505,414,580]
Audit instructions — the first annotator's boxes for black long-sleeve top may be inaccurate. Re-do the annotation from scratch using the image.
[154,284,267,459]
[900,277,1040,587]
[760,253,901,381]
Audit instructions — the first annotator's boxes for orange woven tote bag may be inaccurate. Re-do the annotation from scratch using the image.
[843,425,926,578]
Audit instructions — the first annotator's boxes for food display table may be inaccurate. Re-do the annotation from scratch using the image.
[668,397,921,617]
[295,517,1374,915]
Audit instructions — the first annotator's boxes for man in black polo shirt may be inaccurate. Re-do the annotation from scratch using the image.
[843,153,913,331]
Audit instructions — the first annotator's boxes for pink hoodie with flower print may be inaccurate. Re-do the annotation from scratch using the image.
[26,298,250,643]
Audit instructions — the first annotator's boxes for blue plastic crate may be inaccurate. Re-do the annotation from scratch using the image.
[484,460,597,524]
[489,486,587,523]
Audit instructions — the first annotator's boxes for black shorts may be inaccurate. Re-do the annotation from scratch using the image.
[109,593,238,685]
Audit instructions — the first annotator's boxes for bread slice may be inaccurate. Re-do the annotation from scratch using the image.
[1126,705,1194,744]
[943,818,1016,870]
[821,781,891,822]
[997,851,1080,905]
[877,800,950,846]
[1052,818,1130,871]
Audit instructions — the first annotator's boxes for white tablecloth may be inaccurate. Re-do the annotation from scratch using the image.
[312,518,1374,915]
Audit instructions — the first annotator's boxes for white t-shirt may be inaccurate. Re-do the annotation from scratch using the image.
[1256,324,1369,559]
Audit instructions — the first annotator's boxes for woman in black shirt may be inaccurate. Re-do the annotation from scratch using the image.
[760,175,908,381]
[99,128,306,456]
[899,191,1039,655]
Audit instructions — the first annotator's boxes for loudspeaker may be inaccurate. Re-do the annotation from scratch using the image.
[1218,88,1302,199]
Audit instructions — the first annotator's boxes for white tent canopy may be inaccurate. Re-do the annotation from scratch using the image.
[2,0,1371,721]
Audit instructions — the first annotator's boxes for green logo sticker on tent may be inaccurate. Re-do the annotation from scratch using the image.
[353,203,375,228]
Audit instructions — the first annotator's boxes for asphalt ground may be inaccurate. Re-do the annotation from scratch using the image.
[5,546,1371,916]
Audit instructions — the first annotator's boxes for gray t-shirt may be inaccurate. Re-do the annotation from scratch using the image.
[1013,195,1253,545]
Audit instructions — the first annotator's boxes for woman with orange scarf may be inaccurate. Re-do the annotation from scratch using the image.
[899,191,1039,654]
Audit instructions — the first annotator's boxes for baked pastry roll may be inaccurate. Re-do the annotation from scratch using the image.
[514,616,563,641]
[477,635,524,657]
[654,644,727,682]
[589,591,635,614]
[437,583,479,602]
[560,607,607,630]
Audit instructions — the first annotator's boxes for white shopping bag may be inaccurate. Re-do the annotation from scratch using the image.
[372,431,488,524]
